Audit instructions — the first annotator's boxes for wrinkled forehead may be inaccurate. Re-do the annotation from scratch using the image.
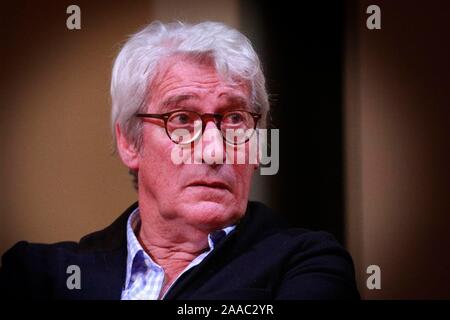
[147,54,252,108]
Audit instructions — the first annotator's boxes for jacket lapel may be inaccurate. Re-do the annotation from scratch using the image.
[63,202,138,299]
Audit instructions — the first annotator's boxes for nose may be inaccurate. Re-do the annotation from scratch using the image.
[203,119,220,132]
[193,120,226,165]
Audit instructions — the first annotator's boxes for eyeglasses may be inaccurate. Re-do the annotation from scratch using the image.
[136,109,261,145]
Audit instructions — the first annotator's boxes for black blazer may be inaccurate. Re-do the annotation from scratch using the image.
[0,201,359,299]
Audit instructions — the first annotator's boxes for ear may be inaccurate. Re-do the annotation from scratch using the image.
[115,123,139,170]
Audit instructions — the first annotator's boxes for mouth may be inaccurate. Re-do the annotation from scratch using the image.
[187,180,231,192]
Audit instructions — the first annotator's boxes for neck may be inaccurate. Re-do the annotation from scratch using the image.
[136,204,212,287]
[138,221,209,271]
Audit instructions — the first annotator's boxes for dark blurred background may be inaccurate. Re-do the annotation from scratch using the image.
[241,1,346,244]
[1,0,449,298]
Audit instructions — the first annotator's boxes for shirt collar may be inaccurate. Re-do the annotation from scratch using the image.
[124,207,235,290]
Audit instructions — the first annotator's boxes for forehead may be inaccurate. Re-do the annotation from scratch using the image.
[149,56,251,110]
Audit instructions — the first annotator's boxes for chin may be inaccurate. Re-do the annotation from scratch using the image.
[180,200,243,230]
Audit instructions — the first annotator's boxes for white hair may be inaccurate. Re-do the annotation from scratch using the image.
[110,21,269,151]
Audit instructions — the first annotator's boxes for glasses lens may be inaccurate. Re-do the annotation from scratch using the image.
[222,111,256,144]
[167,111,201,144]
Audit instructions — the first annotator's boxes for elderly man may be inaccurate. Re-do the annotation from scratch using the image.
[0,21,359,299]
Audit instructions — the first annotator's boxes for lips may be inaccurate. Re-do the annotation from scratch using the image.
[187,180,231,192]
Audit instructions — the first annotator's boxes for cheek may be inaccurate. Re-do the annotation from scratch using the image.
[138,127,180,187]
[140,126,174,162]
[232,165,254,195]
[230,165,254,216]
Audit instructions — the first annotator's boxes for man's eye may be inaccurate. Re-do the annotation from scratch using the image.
[225,113,244,124]
[170,113,193,125]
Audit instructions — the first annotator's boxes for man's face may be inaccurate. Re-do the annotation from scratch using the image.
[135,57,256,232]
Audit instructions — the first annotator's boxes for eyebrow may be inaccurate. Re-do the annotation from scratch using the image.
[218,93,250,109]
[158,92,250,113]
[159,94,198,111]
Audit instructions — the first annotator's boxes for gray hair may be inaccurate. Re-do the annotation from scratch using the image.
[110,21,269,151]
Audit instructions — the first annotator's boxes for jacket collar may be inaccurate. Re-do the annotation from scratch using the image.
[66,202,138,299]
